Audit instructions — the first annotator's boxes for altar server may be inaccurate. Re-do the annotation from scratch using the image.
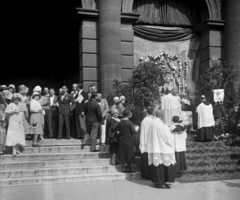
[196,95,215,142]
[170,116,187,177]
[148,110,177,189]
[139,106,155,179]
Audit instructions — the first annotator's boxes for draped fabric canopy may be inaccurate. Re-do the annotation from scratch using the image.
[133,25,197,42]
[133,0,201,27]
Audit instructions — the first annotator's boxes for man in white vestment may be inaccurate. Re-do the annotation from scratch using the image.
[139,107,155,179]
[196,95,215,142]
[161,87,182,126]
[148,110,177,189]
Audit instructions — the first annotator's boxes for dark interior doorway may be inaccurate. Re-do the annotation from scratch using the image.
[0,1,79,92]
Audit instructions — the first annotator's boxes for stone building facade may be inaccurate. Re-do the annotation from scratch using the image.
[75,0,240,98]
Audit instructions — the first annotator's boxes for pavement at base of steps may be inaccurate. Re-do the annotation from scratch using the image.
[0,179,240,200]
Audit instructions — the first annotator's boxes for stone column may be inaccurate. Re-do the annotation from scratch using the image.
[98,0,122,98]
[224,0,240,83]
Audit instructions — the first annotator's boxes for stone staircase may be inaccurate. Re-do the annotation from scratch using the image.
[177,136,240,183]
[0,139,141,187]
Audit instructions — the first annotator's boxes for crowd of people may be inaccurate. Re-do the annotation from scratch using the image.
[0,83,215,189]
[0,83,132,155]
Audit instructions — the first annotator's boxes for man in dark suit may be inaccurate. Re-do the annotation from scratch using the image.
[70,83,79,138]
[75,83,88,139]
[48,88,58,138]
[57,85,76,139]
[81,92,102,152]
[42,87,50,138]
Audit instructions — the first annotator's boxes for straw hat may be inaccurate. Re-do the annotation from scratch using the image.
[113,96,119,103]
[2,90,13,100]
[32,92,41,99]
[8,84,15,89]
[111,108,119,115]
[1,85,8,90]
[119,95,126,102]
[33,86,42,92]
[122,109,132,119]
[18,85,29,94]
[12,93,23,101]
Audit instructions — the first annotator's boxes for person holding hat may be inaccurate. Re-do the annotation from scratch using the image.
[108,108,120,165]
[5,93,26,155]
[112,96,125,118]
[196,95,215,142]
[8,84,16,94]
[29,92,44,147]
[116,108,137,173]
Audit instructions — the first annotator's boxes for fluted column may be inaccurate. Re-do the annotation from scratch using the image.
[99,0,122,98]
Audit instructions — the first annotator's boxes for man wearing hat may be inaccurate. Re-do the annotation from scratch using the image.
[196,95,215,142]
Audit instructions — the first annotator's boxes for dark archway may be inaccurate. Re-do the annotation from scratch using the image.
[0,1,79,92]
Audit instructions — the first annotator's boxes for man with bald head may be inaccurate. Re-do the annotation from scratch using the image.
[148,109,177,189]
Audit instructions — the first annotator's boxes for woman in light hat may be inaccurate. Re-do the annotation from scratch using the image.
[18,85,30,104]
[116,109,137,173]
[108,108,120,165]
[8,84,16,94]
[5,93,26,155]
[30,92,44,147]
[2,90,13,105]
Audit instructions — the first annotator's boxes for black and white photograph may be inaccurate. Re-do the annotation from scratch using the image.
[0,0,240,200]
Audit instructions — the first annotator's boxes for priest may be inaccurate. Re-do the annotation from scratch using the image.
[196,95,215,142]
[148,110,177,189]
[139,106,155,179]
[161,87,182,127]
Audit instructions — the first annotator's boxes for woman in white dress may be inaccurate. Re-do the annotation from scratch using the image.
[5,93,26,156]
[30,92,44,147]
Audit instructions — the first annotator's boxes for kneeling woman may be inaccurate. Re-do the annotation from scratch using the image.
[30,92,44,147]
[5,94,26,155]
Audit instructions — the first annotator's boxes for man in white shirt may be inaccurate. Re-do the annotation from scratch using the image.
[48,88,58,138]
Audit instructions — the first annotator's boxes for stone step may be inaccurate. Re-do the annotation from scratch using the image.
[186,158,237,168]
[25,139,110,147]
[0,152,111,162]
[178,166,240,183]
[0,159,111,170]
[0,165,139,179]
[3,145,109,154]
[186,152,231,161]
[0,172,141,187]
[25,139,85,147]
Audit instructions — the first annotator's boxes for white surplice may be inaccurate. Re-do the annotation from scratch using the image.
[139,115,154,154]
[148,118,176,167]
[161,93,182,126]
[196,102,215,129]
[169,123,187,152]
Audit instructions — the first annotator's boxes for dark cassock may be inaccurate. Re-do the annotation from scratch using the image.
[196,96,215,142]
[148,114,177,189]
[139,114,154,179]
